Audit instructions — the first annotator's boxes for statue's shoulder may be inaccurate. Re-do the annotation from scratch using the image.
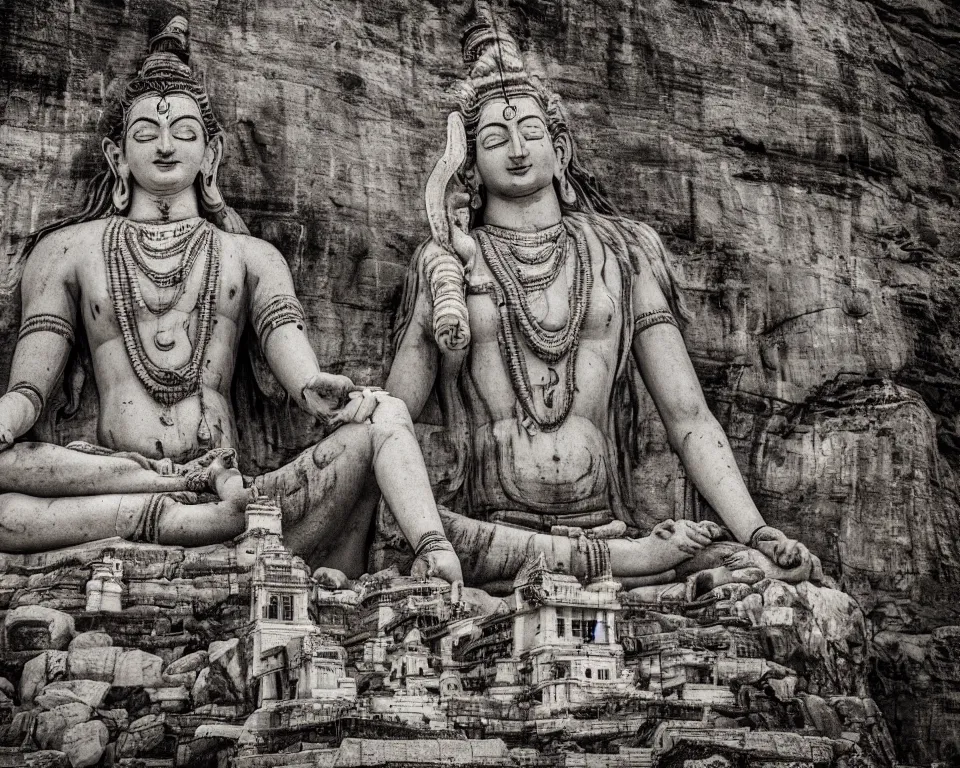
[23,218,108,279]
[566,212,668,272]
[216,229,286,268]
[570,212,688,323]
[29,218,107,256]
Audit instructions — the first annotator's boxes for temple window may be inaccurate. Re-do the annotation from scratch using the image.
[282,594,294,621]
[556,617,566,637]
[265,594,280,619]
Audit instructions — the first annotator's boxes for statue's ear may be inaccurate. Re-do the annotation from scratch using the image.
[201,133,224,178]
[200,135,227,215]
[101,137,126,177]
[553,133,572,177]
[102,137,131,212]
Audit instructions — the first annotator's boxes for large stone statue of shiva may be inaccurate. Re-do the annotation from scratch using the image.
[386,5,822,591]
[0,17,461,584]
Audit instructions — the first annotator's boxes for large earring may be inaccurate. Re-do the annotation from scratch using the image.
[469,184,483,210]
[558,172,577,206]
[112,168,131,212]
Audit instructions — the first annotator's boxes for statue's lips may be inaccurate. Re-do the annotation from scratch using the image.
[507,164,532,175]
[153,160,180,170]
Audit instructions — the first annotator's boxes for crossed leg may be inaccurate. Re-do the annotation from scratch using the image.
[439,509,726,587]
[254,395,460,579]
[0,452,250,552]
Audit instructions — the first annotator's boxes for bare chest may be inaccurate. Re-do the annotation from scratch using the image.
[466,244,624,347]
[78,242,248,354]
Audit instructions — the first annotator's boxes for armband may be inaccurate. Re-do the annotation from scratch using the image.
[254,296,306,347]
[18,314,75,346]
[8,381,45,419]
[634,308,679,334]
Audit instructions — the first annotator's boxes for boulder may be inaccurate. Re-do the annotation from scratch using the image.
[34,703,92,750]
[190,667,211,708]
[64,647,121,683]
[207,639,245,699]
[161,650,207,687]
[21,652,69,705]
[111,650,165,688]
[115,713,165,759]
[60,720,108,768]
[66,633,112,652]
[4,607,74,652]
[37,681,111,710]
[163,650,208,676]
[800,693,843,739]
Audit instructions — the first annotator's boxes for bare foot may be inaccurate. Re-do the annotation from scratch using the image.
[208,456,254,514]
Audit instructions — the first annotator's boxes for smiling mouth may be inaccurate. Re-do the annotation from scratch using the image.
[507,164,532,175]
[153,160,179,169]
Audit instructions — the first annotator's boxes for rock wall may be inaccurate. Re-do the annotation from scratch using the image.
[2,0,959,761]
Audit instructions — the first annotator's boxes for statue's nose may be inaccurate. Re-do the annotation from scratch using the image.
[508,130,529,160]
[157,131,175,156]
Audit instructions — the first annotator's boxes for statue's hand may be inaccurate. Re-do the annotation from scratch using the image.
[652,519,721,556]
[0,393,26,452]
[412,546,464,585]
[329,388,388,427]
[445,190,479,270]
[301,373,356,424]
[750,525,822,578]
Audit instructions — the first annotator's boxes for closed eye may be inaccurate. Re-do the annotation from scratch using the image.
[481,133,508,150]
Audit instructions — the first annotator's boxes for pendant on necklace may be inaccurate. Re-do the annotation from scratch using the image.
[159,410,174,427]
[155,330,176,351]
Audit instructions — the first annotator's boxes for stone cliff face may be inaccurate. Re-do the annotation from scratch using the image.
[2,0,959,761]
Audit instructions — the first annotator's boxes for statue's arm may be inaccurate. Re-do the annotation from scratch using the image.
[384,248,439,421]
[243,240,354,421]
[0,231,79,444]
[630,247,817,571]
[627,237,766,545]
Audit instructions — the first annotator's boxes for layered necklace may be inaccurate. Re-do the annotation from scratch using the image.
[476,220,593,432]
[104,216,221,407]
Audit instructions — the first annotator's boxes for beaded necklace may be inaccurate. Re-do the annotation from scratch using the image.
[476,219,593,432]
[104,216,221,407]
[120,218,209,315]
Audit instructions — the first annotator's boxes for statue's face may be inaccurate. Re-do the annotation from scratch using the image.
[474,96,559,201]
[121,94,210,196]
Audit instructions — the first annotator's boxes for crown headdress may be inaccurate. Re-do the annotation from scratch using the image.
[119,16,221,140]
[454,3,544,129]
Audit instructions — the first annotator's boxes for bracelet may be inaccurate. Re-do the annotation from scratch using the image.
[413,531,454,559]
[8,382,45,419]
